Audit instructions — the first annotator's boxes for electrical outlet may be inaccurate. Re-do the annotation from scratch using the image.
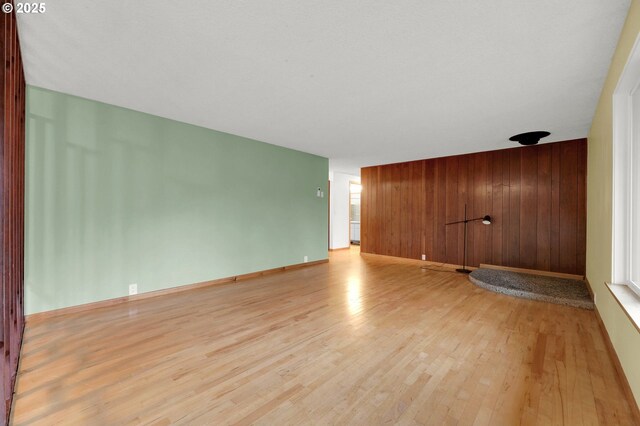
[421,254,426,261]
[129,283,138,296]
[304,256,308,263]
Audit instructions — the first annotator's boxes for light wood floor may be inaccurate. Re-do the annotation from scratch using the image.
[12,247,636,425]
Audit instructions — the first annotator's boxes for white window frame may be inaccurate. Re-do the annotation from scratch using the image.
[612,32,640,298]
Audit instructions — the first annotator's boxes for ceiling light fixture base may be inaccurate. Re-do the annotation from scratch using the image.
[509,131,550,146]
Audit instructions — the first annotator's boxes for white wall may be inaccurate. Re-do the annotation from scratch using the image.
[330,172,360,249]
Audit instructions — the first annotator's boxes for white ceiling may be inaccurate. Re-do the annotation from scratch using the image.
[17,0,631,175]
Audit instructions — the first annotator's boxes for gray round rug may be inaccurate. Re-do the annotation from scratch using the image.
[468,269,594,310]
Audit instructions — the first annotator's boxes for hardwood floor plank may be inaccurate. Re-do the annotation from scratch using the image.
[11,248,636,425]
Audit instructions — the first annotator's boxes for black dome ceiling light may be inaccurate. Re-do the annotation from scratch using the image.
[509,131,550,146]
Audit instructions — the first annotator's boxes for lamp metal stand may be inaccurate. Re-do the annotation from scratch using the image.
[445,204,491,274]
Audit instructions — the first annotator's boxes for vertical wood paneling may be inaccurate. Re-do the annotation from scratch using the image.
[465,154,476,266]
[483,153,493,266]
[471,153,488,267]
[490,151,503,266]
[501,151,511,266]
[423,160,433,260]
[550,143,561,272]
[361,139,587,275]
[434,159,447,261]
[373,167,381,255]
[520,148,538,269]
[508,148,522,268]
[576,142,587,275]
[536,145,552,271]
[445,157,459,265]
[409,161,423,259]
[380,166,389,255]
[402,162,412,258]
[391,164,401,256]
[559,142,578,274]
[360,167,371,254]
[457,155,468,265]
[0,3,26,422]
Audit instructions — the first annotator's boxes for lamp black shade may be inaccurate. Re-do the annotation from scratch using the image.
[482,215,491,225]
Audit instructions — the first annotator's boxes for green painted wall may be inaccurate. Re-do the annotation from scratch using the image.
[587,0,640,406]
[25,86,328,315]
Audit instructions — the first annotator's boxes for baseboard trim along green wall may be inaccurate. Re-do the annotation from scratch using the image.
[25,86,329,315]
[25,259,329,324]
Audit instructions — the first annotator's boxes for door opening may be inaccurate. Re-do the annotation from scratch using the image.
[349,182,362,245]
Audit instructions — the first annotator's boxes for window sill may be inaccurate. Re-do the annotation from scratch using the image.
[606,282,640,333]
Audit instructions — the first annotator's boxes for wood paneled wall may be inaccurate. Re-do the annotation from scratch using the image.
[0,3,26,422]
[361,139,587,275]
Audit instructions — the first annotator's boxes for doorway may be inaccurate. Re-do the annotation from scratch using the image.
[349,182,362,245]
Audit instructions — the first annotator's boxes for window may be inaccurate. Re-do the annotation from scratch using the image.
[632,87,640,290]
[613,33,640,297]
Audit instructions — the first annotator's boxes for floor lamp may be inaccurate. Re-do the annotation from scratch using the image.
[445,204,492,274]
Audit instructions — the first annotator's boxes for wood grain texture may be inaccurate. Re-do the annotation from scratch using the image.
[361,139,587,275]
[0,3,25,423]
[11,248,636,425]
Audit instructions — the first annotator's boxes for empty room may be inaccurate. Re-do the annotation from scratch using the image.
[2,0,640,424]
